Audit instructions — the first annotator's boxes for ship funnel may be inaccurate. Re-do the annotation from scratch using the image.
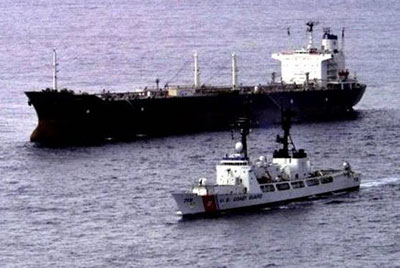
[193,51,200,88]
[53,49,58,90]
[321,27,338,52]
[231,53,238,89]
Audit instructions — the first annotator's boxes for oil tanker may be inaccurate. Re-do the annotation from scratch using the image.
[26,22,366,145]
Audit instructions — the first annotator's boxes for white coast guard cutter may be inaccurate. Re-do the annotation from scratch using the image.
[172,112,361,217]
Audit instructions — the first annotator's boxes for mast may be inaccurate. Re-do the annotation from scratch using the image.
[341,27,346,70]
[306,21,319,49]
[281,110,291,154]
[341,27,345,52]
[231,52,238,89]
[287,26,293,50]
[236,118,250,159]
[193,51,200,88]
[275,110,295,157]
[53,49,58,90]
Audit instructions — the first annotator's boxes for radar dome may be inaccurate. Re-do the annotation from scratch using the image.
[343,161,351,171]
[198,178,207,185]
[235,142,243,153]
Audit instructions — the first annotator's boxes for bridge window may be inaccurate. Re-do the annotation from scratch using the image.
[291,181,305,189]
[276,183,290,191]
[321,176,333,184]
[261,184,276,192]
[306,178,320,186]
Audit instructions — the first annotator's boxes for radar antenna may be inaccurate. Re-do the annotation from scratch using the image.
[323,27,331,34]
[306,21,313,32]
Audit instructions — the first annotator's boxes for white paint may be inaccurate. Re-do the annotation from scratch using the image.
[272,25,347,86]
[173,135,361,216]
[193,51,200,88]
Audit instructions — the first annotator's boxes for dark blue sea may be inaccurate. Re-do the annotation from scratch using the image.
[1,0,399,267]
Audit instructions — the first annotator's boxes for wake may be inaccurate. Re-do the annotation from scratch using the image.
[361,177,400,188]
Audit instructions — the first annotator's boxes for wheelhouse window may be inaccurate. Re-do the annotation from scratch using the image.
[306,178,320,186]
[291,181,305,189]
[276,183,290,191]
[257,177,271,184]
[221,162,248,166]
[261,184,276,192]
[321,176,333,184]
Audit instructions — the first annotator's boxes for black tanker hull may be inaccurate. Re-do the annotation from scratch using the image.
[26,86,366,145]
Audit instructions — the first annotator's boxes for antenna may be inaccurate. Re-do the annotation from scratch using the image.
[52,49,58,90]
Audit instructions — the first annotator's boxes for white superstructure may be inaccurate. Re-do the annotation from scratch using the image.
[272,22,348,86]
[172,113,361,217]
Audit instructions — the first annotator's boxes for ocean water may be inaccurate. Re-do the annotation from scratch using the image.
[1,0,400,267]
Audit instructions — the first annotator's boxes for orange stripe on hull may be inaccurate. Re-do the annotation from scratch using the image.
[202,195,218,212]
